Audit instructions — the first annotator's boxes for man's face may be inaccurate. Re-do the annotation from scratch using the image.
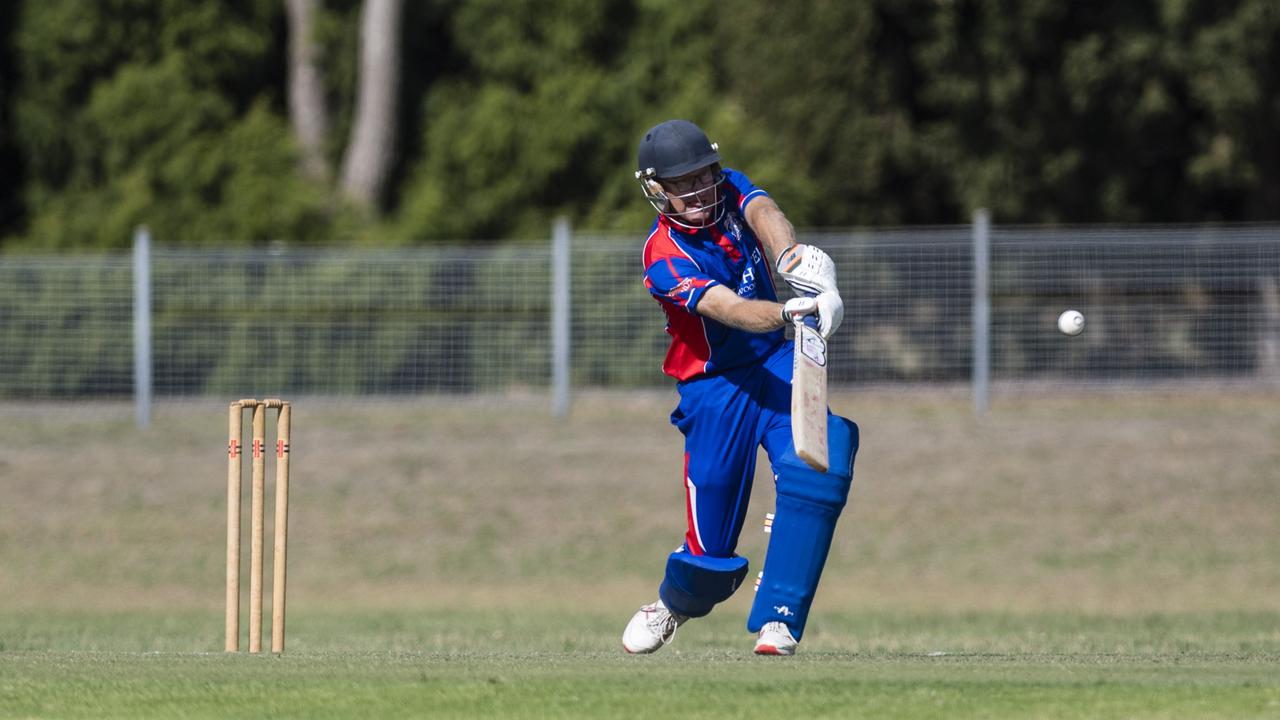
[661,166,721,226]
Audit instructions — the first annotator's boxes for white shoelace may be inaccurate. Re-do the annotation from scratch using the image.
[645,605,684,644]
[761,621,789,636]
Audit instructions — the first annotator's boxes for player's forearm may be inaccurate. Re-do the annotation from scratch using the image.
[697,287,786,333]
[745,197,797,264]
[724,299,788,333]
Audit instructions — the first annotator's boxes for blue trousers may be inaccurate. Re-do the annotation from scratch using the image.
[671,343,798,557]
[666,341,857,637]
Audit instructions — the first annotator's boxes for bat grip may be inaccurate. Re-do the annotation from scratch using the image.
[799,291,820,331]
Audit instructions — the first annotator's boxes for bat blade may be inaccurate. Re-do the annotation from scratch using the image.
[792,319,829,472]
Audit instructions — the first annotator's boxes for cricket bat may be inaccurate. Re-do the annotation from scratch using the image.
[791,297,829,472]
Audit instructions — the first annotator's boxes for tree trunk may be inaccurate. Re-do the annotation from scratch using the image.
[340,0,403,210]
[285,0,330,182]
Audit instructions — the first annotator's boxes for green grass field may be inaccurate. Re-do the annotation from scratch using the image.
[2,391,1278,718]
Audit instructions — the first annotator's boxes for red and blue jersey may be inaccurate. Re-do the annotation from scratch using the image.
[642,168,784,381]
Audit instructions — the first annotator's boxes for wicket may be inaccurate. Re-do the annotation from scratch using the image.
[226,398,291,653]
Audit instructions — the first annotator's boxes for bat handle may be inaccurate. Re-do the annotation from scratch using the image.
[798,291,821,331]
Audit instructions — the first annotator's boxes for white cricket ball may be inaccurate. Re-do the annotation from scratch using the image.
[1057,309,1085,336]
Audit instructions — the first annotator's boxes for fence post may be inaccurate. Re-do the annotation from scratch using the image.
[1260,275,1280,384]
[972,209,990,416]
[551,216,571,417]
[133,226,153,428]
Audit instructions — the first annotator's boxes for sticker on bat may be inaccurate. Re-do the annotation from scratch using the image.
[798,325,827,366]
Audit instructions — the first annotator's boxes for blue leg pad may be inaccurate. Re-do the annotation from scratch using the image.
[659,550,750,618]
[748,416,858,640]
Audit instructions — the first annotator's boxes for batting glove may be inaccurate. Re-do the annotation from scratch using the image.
[813,291,843,339]
[776,244,838,296]
[781,297,818,324]
[781,292,843,339]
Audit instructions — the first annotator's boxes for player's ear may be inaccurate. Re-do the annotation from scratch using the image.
[645,179,667,200]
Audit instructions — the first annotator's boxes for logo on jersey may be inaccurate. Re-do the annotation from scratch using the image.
[725,213,743,242]
[737,265,756,297]
[667,277,695,300]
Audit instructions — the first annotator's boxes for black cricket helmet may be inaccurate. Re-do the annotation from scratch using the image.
[635,119,726,229]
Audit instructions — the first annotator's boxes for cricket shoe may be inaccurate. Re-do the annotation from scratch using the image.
[753,621,798,656]
[622,600,688,654]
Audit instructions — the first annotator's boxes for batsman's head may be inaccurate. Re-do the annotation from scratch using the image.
[635,119,725,229]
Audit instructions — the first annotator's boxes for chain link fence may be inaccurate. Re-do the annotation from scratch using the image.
[2,222,1278,415]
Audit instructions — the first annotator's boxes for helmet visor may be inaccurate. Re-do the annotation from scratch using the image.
[659,167,724,228]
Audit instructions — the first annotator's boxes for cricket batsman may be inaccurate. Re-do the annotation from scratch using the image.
[622,119,859,655]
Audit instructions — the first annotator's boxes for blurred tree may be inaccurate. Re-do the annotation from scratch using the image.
[306,0,457,219]
[714,2,947,227]
[395,0,630,240]
[8,0,342,248]
[392,0,735,241]
[2,0,1278,249]
[913,0,1279,223]
[23,58,337,248]
[286,0,331,182]
[915,0,1193,222]
[1183,0,1280,219]
[339,0,404,209]
[0,0,22,237]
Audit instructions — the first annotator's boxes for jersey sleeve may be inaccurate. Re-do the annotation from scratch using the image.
[723,168,769,216]
[644,255,718,314]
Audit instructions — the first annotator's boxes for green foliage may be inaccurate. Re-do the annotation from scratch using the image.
[1184,0,1280,216]
[714,3,930,226]
[312,0,363,171]
[18,83,340,248]
[913,0,1280,223]
[394,0,658,241]
[3,0,1279,249]
[9,0,342,249]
